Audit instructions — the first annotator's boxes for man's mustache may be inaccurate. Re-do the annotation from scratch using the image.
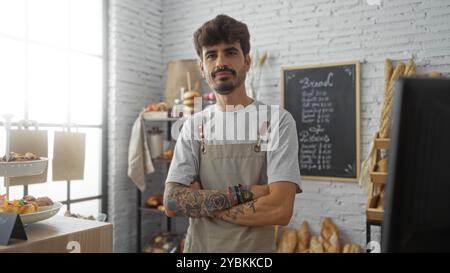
[212,66,236,77]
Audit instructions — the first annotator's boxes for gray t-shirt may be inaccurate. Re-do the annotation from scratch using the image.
[166,100,302,192]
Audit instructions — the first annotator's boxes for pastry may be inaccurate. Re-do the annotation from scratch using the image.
[156,102,168,111]
[1,152,39,162]
[36,196,54,207]
[146,195,164,208]
[0,198,38,214]
[17,202,38,214]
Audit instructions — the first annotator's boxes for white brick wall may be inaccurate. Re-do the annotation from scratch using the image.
[109,0,163,253]
[110,0,450,251]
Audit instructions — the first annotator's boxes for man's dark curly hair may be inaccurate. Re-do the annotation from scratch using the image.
[193,14,250,59]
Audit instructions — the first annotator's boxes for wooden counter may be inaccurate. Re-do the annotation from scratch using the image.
[0,216,112,253]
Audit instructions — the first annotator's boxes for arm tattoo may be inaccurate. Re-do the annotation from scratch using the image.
[216,200,258,221]
[164,183,259,218]
[164,183,233,218]
[247,200,257,213]
[240,185,254,202]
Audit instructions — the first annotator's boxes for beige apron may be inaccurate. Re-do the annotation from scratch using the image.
[184,125,275,253]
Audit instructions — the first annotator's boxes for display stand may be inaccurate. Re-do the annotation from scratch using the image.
[1,115,48,200]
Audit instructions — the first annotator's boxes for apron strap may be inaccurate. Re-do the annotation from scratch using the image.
[198,124,206,154]
[255,119,271,152]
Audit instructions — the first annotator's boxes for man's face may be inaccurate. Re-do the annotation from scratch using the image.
[200,41,251,95]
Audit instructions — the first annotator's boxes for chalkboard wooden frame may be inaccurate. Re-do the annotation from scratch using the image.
[281,61,360,182]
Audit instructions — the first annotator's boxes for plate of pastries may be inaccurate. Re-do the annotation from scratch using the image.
[1,152,40,162]
[0,152,48,177]
[0,194,62,224]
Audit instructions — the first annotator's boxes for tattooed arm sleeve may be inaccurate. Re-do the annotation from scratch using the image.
[163,182,269,218]
[214,182,297,226]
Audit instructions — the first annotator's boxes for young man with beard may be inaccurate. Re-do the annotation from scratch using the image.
[163,14,302,253]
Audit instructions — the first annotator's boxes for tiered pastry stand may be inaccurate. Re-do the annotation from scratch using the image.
[1,114,48,200]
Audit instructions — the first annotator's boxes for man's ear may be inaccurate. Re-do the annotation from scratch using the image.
[245,54,252,72]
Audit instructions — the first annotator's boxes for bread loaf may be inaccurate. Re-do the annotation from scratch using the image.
[377,157,388,173]
[377,190,385,210]
[309,236,324,253]
[277,228,297,253]
[320,217,341,253]
[342,243,361,253]
[296,221,310,253]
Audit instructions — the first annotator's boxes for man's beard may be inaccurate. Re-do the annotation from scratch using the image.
[207,66,246,95]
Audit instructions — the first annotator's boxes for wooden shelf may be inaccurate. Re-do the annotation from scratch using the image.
[374,132,390,149]
[374,138,390,149]
[366,208,384,222]
[370,171,388,184]
[140,206,165,213]
[143,113,183,122]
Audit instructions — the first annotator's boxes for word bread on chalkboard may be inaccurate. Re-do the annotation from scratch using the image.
[282,62,360,181]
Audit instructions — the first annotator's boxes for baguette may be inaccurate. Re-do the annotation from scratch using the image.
[320,217,341,253]
[309,236,324,253]
[377,190,385,210]
[404,59,415,77]
[277,228,297,253]
[384,59,393,98]
[377,157,388,173]
[343,243,361,253]
[296,221,311,253]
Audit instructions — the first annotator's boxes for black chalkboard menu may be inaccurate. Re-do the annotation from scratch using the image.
[281,61,360,181]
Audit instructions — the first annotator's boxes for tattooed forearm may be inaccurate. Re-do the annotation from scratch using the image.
[214,182,297,226]
[164,182,264,218]
[216,200,257,221]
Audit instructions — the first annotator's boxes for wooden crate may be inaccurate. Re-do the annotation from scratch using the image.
[370,139,389,185]
[366,184,384,222]
[374,132,390,149]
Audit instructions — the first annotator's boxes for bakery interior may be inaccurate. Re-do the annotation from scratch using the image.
[1,0,450,253]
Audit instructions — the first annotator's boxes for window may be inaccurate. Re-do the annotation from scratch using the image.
[0,0,106,216]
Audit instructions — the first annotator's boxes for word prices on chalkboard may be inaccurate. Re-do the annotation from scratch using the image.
[281,61,360,182]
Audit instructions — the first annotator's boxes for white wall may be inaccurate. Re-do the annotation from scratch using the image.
[110,0,450,251]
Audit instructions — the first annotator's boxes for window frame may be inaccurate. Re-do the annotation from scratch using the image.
[0,0,108,214]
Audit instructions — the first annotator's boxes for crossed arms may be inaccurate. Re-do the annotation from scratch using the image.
[163,181,296,226]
